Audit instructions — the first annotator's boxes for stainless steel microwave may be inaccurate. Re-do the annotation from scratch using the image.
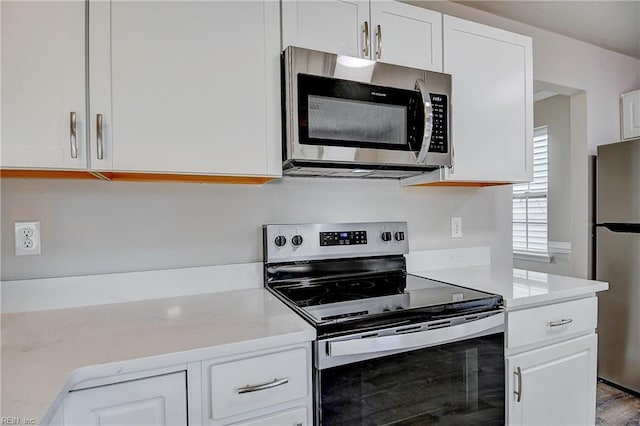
[282,46,452,179]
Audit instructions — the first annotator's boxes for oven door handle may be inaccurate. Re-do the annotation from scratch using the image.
[328,312,504,357]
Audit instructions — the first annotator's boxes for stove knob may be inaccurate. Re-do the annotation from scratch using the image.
[394,231,405,241]
[291,234,304,247]
[381,231,392,242]
[274,235,287,247]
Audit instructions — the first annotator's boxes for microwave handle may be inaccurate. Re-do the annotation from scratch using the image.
[415,79,433,163]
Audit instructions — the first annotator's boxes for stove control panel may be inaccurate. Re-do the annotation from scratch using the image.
[264,222,409,263]
[320,230,367,246]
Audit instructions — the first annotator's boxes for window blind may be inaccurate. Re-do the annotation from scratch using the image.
[513,126,548,253]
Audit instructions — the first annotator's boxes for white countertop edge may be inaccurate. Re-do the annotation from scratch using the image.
[39,327,316,425]
[502,288,606,309]
[412,266,609,309]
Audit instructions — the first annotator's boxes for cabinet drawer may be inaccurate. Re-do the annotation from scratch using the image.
[507,297,597,349]
[204,347,308,420]
[233,406,307,426]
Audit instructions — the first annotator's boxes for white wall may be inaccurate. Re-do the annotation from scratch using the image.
[542,95,572,245]
[0,178,513,280]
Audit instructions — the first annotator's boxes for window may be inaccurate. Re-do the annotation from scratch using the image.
[513,126,548,253]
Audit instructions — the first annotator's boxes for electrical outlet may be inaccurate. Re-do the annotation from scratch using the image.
[451,217,462,239]
[15,221,41,256]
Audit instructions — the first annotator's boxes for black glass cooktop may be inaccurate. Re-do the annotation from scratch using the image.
[268,273,503,338]
[273,273,406,307]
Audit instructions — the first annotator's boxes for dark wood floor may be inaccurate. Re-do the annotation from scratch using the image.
[596,381,640,425]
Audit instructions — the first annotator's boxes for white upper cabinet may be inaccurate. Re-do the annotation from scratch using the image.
[89,1,281,176]
[369,2,442,71]
[281,0,443,71]
[621,89,640,140]
[281,0,369,58]
[403,15,533,185]
[442,15,533,183]
[1,1,87,170]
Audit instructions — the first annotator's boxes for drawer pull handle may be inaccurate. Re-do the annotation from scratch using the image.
[514,366,522,402]
[549,318,573,327]
[237,377,289,394]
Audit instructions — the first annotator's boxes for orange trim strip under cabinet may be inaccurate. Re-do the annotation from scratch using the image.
[0,169,275,185]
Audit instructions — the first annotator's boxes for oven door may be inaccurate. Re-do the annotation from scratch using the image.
[315,312,505,425]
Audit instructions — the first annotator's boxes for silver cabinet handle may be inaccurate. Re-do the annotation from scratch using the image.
[414,79,433,164]
[237,377,289,394]
[96,113,104,160]
[375,24,382,59]
[69,111,78,159]
[514,366,522,402]
[362,21,370,56]
[549,318,573,327]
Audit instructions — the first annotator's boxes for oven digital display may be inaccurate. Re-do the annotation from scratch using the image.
[320,231,367,246]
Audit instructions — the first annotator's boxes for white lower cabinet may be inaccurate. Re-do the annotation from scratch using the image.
[506,331,597,425]
[57,344,311,426]
[63,372,187,425]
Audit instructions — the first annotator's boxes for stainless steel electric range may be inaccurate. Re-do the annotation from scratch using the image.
[263,222,505,425]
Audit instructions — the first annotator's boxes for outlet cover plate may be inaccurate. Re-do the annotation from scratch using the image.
[451,217,462,239]
[15,221,41,256]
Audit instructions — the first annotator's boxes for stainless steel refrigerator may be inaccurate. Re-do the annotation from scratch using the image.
[596,138,640,393]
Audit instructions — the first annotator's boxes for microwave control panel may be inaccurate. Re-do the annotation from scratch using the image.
[428,94,448,153]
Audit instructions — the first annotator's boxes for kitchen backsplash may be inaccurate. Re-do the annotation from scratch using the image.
[1,177,513,280]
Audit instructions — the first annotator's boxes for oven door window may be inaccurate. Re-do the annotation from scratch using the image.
[298,74,423,152]
[318,333,504,425]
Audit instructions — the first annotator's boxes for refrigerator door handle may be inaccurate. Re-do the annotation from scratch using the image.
[596,223,640,233]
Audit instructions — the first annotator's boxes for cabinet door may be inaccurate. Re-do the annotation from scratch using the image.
[89,1,281,176]
[443,15,533,183]
[370,1,442,71]
[506,334,597,426]
[281,0,369,58]
[621,90,640,140]
[63,372,187,425]
[1,1,87,170]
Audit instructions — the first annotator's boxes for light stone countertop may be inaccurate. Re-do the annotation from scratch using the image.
[411,266,609,308]
[1,288,315,424]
